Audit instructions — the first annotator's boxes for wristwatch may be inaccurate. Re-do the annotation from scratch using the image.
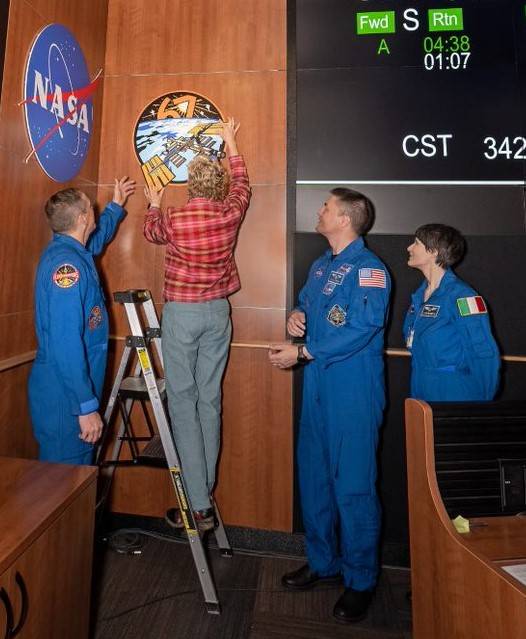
[297,344,308,363]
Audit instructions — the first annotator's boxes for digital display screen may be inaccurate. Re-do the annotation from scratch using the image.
[295,0,526,234]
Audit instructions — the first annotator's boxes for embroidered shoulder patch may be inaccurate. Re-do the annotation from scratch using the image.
[88,305,103,330]
[328,271,344,285]
[327,304,346,327]
[420,304,440,318]
[53,263,80,288]
[457,296,487,316]
[359,268,386,288]
[323,282,336,296]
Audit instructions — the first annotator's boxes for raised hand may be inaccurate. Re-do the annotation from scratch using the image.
[113,176,136,207]
[144,185,165,208]
[220,116,240,156]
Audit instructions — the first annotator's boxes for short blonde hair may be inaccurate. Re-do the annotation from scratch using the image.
[187,155,229,201]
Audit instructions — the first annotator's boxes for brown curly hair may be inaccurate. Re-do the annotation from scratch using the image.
[187,155,229,201]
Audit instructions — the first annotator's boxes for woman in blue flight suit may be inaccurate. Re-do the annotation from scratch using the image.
[28,179,134,464]
[403,224,500,401]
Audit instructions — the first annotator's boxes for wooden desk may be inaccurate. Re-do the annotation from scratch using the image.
[0,457,97,639]
[405,399,526,639]
[464,516,526,562]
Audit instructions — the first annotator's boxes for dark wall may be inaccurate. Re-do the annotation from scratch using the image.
[295,0,526,235]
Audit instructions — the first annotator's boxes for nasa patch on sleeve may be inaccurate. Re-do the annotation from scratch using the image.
[88,305,103,330]
[52,263,80,289]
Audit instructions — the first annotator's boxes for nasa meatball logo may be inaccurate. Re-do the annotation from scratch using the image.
[22,24,99,182]
[134,91,225,189]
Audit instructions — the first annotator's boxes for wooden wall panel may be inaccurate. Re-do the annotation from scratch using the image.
[99,0,291,530]
[0,312,35,361]
[217,348,293,530]
[0,0,109,455]
[230,185,287,308]
[0,0,291,531]
[0,363,37,458]
[105,0,286,75]
[230,310,287,345]
[109,466,175,517]
[105,345,293,531]
[97,73,286,189]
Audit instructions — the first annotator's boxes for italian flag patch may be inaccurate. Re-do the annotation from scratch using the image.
[457,296,487,316]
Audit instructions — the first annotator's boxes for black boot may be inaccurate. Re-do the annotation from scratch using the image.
[333,587,373,623]
[281,564,342,590]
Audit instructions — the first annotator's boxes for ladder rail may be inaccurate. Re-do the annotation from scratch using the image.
[95,344,134,467]
[141,295,164,370]
[122,300,221,608]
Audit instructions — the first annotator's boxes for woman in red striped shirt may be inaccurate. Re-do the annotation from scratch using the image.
[144,118,251,530]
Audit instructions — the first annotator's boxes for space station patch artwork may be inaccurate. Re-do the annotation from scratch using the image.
[134,92,225,189]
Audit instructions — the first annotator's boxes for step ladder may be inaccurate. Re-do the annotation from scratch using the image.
[96,289,232,614]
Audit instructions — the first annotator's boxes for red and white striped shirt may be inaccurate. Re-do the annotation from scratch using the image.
[144,155,251,303]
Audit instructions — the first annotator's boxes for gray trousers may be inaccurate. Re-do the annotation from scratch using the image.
[161,299,231,511]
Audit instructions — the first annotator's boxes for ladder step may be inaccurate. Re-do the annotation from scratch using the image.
[136,435,167,467]
[118,376,166,400]
[114,289,151,304]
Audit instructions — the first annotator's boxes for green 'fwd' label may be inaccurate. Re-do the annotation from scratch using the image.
[356,11,396,35]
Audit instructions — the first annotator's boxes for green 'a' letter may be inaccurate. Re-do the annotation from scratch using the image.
[377,39,390,55]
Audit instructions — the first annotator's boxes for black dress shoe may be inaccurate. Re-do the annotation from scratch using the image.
[333,587,373,623]
[281,564,342,590]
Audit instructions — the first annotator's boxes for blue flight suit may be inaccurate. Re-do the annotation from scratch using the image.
[28,202,124,464]
[403,268,500,401]
[297,237,390,591]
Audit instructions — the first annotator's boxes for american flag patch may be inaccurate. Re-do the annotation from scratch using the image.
[359,268,386,288]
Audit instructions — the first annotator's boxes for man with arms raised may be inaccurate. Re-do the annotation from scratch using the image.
[29,177,135,464]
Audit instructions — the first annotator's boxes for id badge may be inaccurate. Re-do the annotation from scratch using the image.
[406,329,414,349]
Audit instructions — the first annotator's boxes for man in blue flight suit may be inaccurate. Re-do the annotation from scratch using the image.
[269,188,391,623]
[404,224,500,401]
[28,177,135,464]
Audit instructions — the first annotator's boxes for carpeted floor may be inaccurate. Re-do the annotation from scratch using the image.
[90,523,411,639]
